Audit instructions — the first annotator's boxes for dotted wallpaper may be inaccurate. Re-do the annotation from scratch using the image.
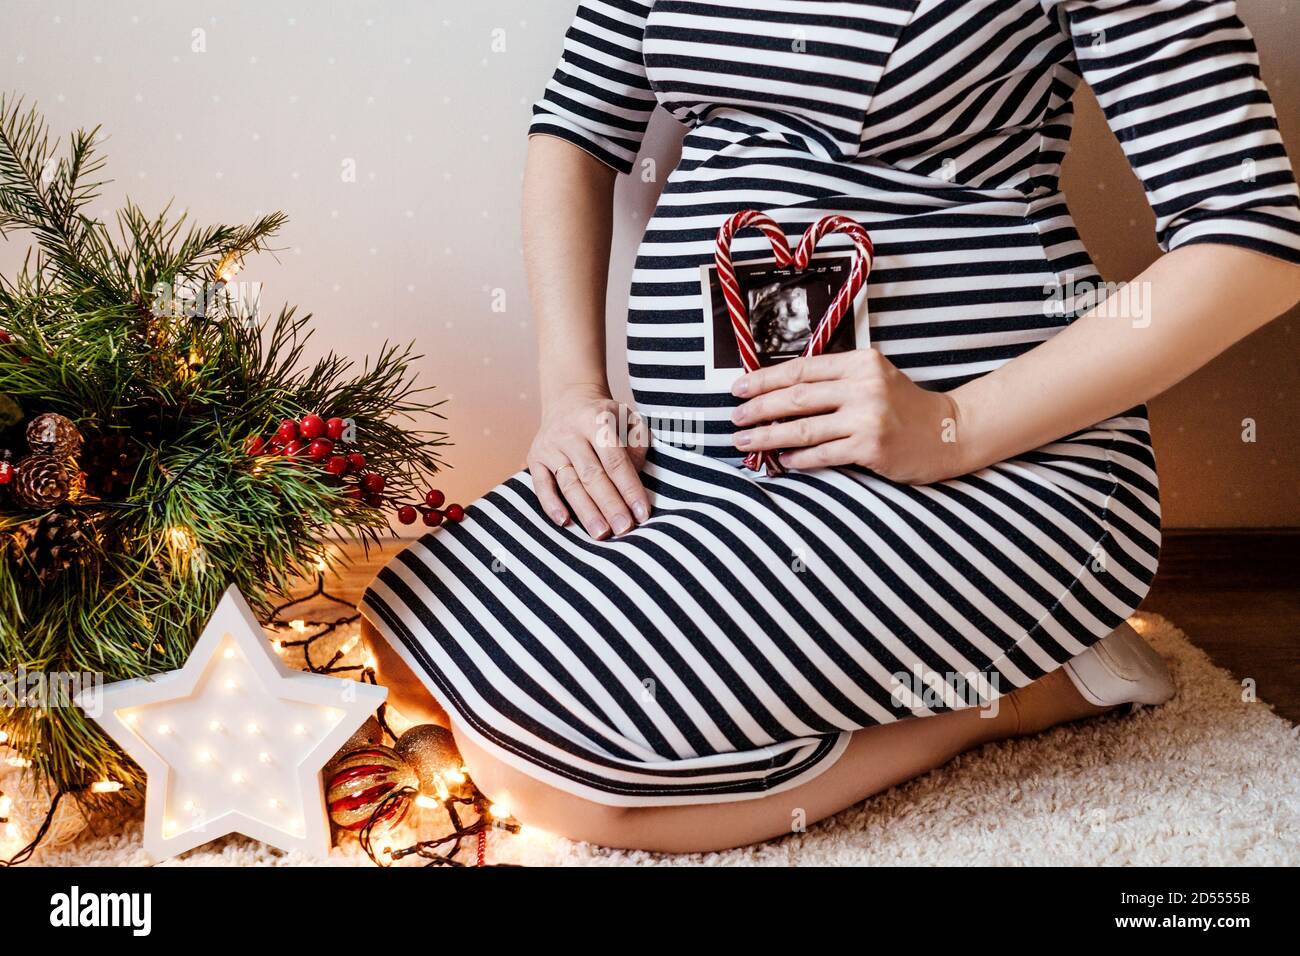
[0,0,1295,528]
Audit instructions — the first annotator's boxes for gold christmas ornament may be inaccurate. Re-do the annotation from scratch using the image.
[0,752,89,853]
[25,412,82,459]
[325,746,417,834]
[326,715,384,771]
[395,724,462,793]
[11,454,70,509]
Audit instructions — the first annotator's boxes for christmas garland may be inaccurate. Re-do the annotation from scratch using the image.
[0,95,449,836]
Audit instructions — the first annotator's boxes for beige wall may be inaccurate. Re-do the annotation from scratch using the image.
[1063,0,1300,527]
[1,0,1294,528]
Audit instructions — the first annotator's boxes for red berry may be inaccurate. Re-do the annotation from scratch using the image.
[299,413,326,440]
[326,455,348,476]
[363,492,384,507]
[444,504,465,522]
[307,438,334,461]
[397,505,418,525]
[0,461,13,485]
[326,417,347,441]
[346,452,366,473]
[275,419,299,443]
[283,438,307,458]
[422,509,443,527]
[424,488,446,509]
[346,487,363,500]
[361,472,386,494]
[0,329,11,344]
[245,435,266,455]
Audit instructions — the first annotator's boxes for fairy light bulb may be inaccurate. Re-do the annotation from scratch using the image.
[268,797,282,810]
[338,634,361,656]
[167,526,195,552]
[246,721,260,735]
[4,822,19,841]
[488,802,510,819]
[208,719,223,732]
[0,730,8,744]
[292,723,306,736]
[258,751,271,764]
[224,678,238,691]
[414,794,439,810]
[289,620,307,634]
[90,780,122,794]
[157,722,171,735]
[223,648,236,660]
[0,794,12,817]
[197,749,213,764]
[231,771,245,785]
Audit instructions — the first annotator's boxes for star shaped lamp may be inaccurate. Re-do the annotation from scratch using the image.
[77,585,387,861]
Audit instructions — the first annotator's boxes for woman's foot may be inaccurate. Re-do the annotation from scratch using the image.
[1002,622,1173,737]
[1063,621,1175,708]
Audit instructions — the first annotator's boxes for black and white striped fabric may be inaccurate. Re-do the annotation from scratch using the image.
[363,0,1300,805]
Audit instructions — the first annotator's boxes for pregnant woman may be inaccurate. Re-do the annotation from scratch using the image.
[362,0,1300,851]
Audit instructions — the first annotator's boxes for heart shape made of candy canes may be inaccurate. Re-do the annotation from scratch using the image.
[714,211,875,476]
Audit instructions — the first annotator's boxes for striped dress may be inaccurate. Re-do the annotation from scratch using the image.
[363,0,1300,805]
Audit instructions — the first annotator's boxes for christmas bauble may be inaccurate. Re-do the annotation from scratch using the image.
[325,746,417,833]
[395,724,461,792]
[0,750,88,852]
[25,413,82,459]
[326,715,384,771]
[11,455,70,509]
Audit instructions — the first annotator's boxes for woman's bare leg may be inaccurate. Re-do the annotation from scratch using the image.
[363,618,1118,853]
[364,617,450,729]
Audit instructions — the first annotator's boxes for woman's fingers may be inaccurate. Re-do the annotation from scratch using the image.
[732,380,843,427]
[528,459,570,526]
[594,439,651,523]
[731,352,858,398]
[552,457,613,539]
[778,438,860,471]
[565,441,636,536]
[733,413,851,452]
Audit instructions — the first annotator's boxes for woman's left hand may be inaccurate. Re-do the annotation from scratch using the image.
[730,349,971,485]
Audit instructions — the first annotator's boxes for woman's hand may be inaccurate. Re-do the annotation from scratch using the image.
[527,383,651,539]
[730,349,969,484]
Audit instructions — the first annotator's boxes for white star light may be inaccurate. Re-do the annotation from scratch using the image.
[78,586,386,861]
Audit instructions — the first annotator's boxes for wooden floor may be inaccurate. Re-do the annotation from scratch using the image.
[325,530,1299,724]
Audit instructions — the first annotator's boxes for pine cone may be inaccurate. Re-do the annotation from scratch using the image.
[81,434,142,500]
[5,512,88,579]
[26,413,83,458]
[11,454,71,509]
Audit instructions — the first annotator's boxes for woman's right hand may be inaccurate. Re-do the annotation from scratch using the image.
[526,384,651,539]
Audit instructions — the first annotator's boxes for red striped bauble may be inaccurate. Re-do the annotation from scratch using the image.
[325,745,419,833]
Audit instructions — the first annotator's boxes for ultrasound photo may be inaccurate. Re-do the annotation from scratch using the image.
[703,255,859,370]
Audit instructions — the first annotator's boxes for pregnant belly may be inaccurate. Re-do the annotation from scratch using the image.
[626,200,1078,462]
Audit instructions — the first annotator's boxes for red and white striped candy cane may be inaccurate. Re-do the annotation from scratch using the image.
[714,210,875,477]
[793,214,875,363]
[714,209,794,373]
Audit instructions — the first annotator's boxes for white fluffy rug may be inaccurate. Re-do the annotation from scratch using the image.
[26,613,1300,867]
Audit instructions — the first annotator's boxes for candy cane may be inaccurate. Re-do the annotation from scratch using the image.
[714,209,794,374]
[715,210,875,477]
[793,215,875,363]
